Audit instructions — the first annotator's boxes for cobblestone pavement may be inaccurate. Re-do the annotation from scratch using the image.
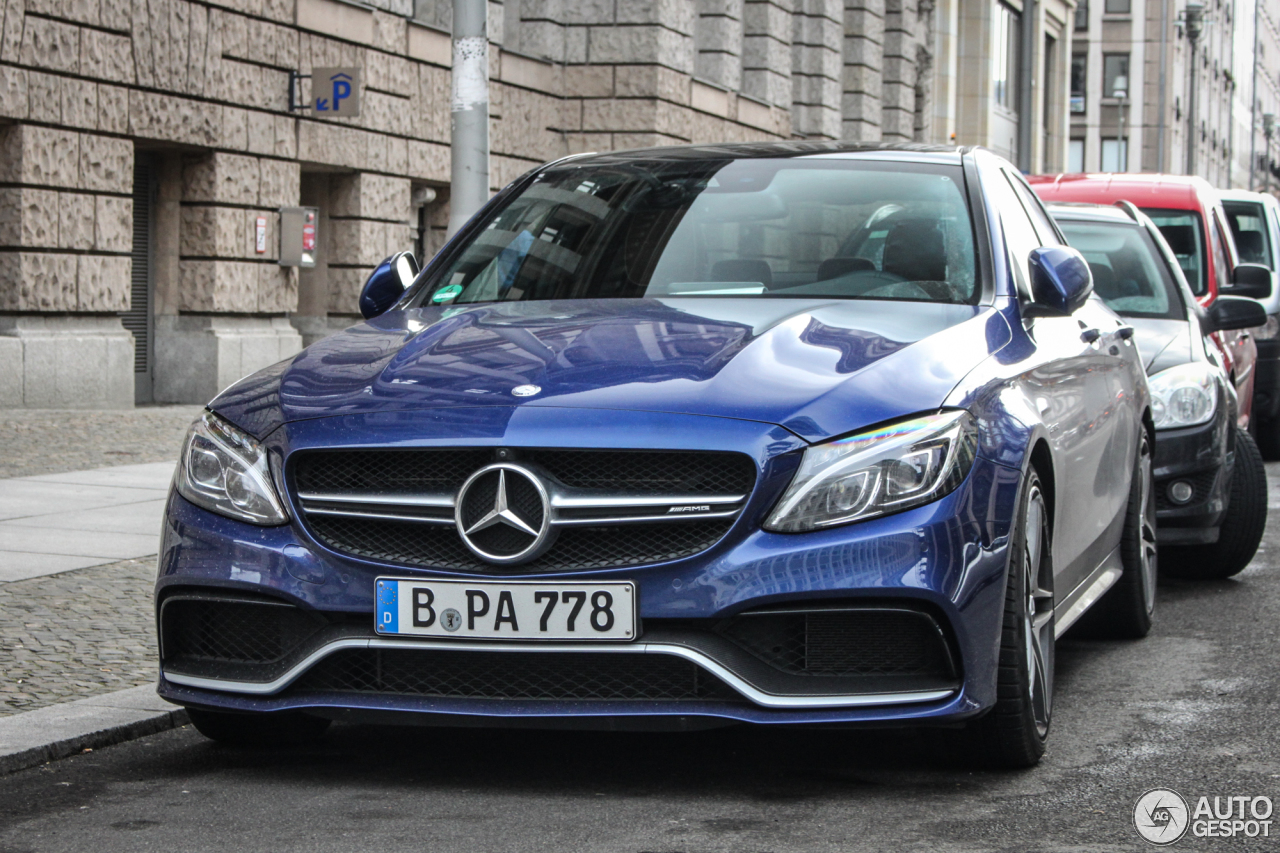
[0,557,156,718]
[0,406,203,479]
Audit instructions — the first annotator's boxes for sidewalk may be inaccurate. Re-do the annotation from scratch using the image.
[0,406,196,719]
[0,462,174,582]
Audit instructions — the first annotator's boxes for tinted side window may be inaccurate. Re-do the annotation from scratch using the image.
[1223,202,1273,268]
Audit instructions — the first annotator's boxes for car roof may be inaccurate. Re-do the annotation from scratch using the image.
[1218,188,1274,205]
[554,141,970,168]
[1044,202,1140,224]
[1027,173,1214,210]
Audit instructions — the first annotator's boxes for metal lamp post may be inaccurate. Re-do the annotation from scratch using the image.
[1265,113,1276,196]
[448,0,490,238]
[1184,0,1205,176]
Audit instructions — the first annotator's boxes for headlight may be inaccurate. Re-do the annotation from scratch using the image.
[1149,362,1219,430]
[764,411,978,533]
[174,411,289,525]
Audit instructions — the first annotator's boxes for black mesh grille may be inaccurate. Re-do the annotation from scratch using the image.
[294,449,492,496]
[528,450,755,494]
[293,648,743,702]
[162,599,323,665]
[718,609,954,677]
[292,448,755,572]
[307,516,735,572]
[1155,468,1220,512]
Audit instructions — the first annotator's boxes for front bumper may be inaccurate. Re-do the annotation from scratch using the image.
[1152,414,1232,544]
[155,410,1022,728]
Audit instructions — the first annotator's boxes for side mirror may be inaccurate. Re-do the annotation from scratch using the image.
[1204,295,1268,333]
[1026,246,1093,316]
[1223,263,1273,299]
[359,252,420,319]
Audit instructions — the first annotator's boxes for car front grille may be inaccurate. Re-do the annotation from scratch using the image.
[290,448,757,573]
[716,607,956,678]
[292,648,744,702]
[306,515,736,572]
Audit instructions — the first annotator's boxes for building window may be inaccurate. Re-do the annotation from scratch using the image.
[1069,139,1085,172]
[993,2,1021,112]
[1075,0,1089,29]
[1071,55,1087,113]
[1103,53,1130,99]
[1104,0,1130,12]
[1102,138,1128,171]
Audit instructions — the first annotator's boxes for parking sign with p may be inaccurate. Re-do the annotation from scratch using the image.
[312,67,361,117]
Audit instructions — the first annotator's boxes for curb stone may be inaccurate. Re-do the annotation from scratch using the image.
[0,684,187,775]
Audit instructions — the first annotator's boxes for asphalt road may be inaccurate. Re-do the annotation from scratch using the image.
[2,474,1280,852]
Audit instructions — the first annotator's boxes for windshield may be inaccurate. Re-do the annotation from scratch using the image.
[1057,219,1184,319]
[411,158,979,307]
[1141,208,1206,295]
[1223,200,1274,269]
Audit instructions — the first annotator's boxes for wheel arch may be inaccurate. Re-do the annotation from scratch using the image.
[1027,438,1055,537]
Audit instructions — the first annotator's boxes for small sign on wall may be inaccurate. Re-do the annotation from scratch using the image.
[312,67,361,117]
[255,217,267,254]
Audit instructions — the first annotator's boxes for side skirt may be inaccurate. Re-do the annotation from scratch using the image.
[1053,546,1123,639]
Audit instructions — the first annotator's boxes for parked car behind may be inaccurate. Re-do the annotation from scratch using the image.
[158,143,1155,768]
[1029,174,1271,433]
[1219,189,1280,458]
[1049,201,1268,580]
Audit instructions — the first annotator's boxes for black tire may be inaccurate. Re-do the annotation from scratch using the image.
[1162,427,1268,580]
[967,467,1055,769]
[186,708,331,746]
[1255,416,1280,461]
[1073,429,1157,639]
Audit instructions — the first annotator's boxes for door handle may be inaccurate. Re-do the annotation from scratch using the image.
[1081,328,1102,344]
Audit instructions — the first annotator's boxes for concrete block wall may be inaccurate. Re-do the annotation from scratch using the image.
[791,0,842,138]
[327,172,413,313]
[0,126,133,312]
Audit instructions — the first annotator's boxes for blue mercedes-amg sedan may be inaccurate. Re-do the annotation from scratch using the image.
[156,143,1154,767]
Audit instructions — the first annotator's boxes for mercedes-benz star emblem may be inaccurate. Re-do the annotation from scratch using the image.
[455,463,554,564]
[512,384,541,397]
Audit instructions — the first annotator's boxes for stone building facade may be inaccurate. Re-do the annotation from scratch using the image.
[0,0,1076,408]
[1068,0,1279,186]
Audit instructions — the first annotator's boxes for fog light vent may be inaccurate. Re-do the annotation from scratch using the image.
[1168,480,1195,504]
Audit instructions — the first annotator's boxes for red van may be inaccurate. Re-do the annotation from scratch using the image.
[1029,173,1266,427]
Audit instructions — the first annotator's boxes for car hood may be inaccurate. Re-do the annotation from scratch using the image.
[1128,317,1192,374]
[212,298,1011,443]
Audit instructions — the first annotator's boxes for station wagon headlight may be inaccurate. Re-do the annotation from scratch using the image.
[1149,363,1218,430]
[764,411,978,533]
[175,411,289,525]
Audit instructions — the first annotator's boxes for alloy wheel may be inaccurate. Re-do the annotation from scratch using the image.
[1023,485,1055,738]
[1138,436,1158,614]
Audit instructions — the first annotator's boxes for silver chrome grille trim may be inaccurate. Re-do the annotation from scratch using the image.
[297,489,749,527]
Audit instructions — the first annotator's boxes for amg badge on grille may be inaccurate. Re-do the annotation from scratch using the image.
[455,463,555,564]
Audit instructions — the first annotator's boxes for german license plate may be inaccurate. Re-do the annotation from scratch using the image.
[375,578,637,641]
